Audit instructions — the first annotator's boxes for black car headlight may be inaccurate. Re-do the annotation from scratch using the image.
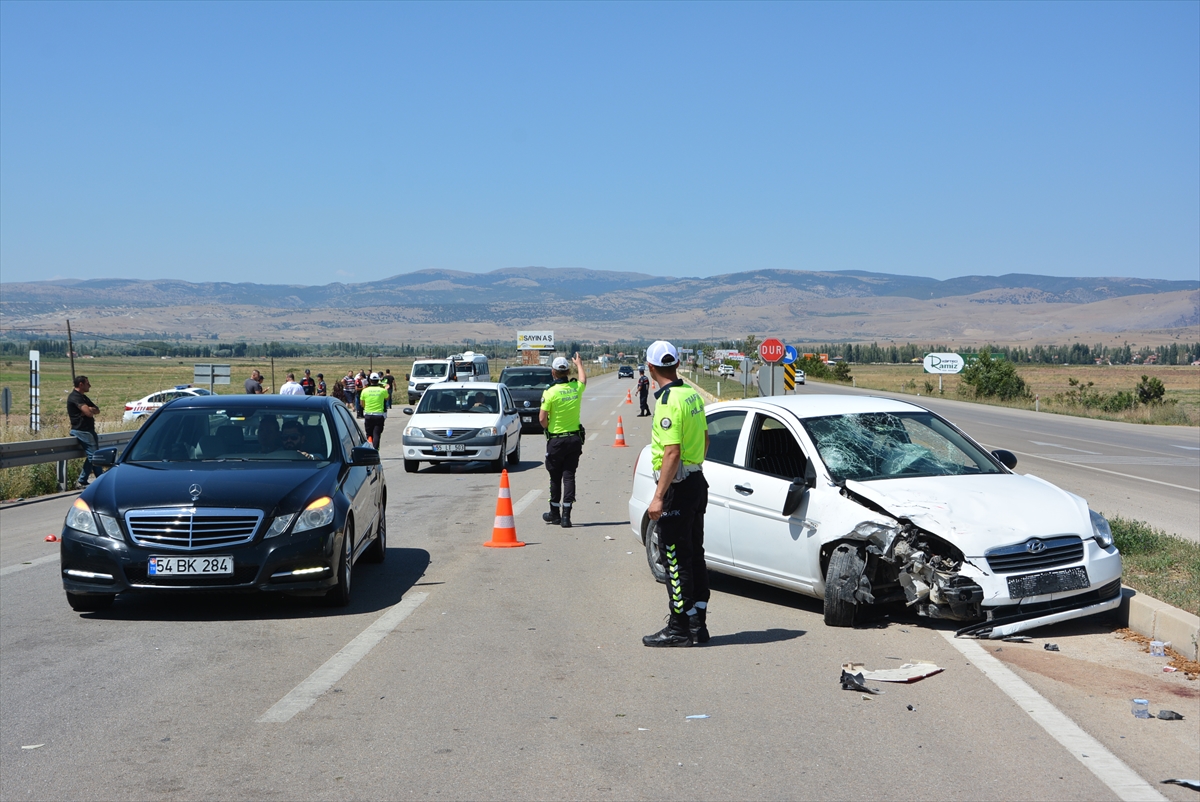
[1090,509,1114,549]
[294,497,335,533]
[264,513,296,539]
[65,498,99,535]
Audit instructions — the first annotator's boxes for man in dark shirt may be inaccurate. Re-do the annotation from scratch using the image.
[245,370,264,394]
[300,369,317,395]
[637,368,651,417]
[68,376,102,489]
[316,373,327,396]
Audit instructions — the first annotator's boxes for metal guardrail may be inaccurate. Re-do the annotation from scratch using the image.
[0,430,138,471]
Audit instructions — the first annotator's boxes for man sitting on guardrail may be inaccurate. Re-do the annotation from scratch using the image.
[68,375,102,489]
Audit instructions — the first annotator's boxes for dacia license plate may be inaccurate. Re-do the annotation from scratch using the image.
[431,444,465,453]
[521,415,534,423]
[1006,566,1089,599]
[148,556,233,576]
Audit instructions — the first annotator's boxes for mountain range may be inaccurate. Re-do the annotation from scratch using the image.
[2,268,1197,346]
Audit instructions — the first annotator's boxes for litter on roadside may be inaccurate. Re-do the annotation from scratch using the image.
[21,744,44,750]
[1043,643,1060,652]
[1157,710,1184,721]
[685,714,710,720]
[1161,779,1200,791]
[840,669,882,695]
[1163,666,1179,673]
[604,536,615,541]
[841,661,943,683]
[1001,636,1031,643]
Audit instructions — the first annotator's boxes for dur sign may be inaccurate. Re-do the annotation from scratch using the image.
[923,353,965,374]
[517,331,555,350]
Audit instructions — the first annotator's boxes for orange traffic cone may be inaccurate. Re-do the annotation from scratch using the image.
[484,469,525,548]
[612,416,628,448]
[624,389,633,404]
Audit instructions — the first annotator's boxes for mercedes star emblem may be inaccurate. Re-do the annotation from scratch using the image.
[189,483,203,502]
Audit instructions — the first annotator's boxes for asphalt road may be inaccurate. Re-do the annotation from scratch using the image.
[2,370,1196,801]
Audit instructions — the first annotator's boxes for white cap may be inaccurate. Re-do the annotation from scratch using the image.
[370,372,381,381]
[551,357,570,371]
[645,340,679,367]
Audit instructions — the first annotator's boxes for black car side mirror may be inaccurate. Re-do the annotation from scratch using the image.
[351,446,380,466]
[402,407,414,415]
[92,447,118,469]
[992,449,1018,470]
[782,461,819,517]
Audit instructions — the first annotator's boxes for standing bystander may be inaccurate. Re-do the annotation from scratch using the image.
[637,367,651,417]
[244,370,264,394]
[300,369,316,395]
[279,373,305,395]
[316,373,327,396]
[68,376,102,489]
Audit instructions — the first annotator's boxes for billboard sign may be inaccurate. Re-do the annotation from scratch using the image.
[923,353,965,374]
[517,331,555,350]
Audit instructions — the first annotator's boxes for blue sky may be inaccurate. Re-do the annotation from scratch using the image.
[1,1,1197,285]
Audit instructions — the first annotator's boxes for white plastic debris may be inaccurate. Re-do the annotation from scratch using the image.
[21,744,44,750]
[685,714,710,720]
[842,661,944,683]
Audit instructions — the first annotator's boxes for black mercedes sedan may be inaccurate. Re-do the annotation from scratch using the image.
[60,395,386,611]
[497,365,553,433]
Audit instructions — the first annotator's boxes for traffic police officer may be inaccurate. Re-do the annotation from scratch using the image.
[360,372,389,447]
[636,367,651,417]
[642,340,710,647]
[539,352,587,528]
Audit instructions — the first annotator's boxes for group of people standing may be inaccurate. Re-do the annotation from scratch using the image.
[245,367,395,447]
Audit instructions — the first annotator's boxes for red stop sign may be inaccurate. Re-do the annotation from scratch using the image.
[759,338,786,363]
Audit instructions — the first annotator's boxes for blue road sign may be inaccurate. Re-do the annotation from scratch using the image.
[781,345,799,365]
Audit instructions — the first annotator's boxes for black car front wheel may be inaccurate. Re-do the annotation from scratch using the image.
[326,524,353,607]
[507,437,521,467]
[644,518,666,584]
[66,592,114,612]
[404,459,419,473]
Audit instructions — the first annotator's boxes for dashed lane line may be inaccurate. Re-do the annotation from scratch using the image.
[0,553,59,577]
[982,446,1199,493]
[941,632,1166,802]
[587,432,598,442]
[257,591,429,723]
[512,488,541,517]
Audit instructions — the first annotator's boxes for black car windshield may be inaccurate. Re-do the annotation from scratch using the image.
[412,363,448,378]
[417,388,500,414]
[125,408,335,463]
[501,371,552,390]
[801,412,1001,482]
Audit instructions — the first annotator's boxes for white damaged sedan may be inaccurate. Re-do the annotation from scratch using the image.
[628,395,1123,638]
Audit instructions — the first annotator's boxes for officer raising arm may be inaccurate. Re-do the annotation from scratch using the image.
[643,340,711,647]
[539,352,587,528]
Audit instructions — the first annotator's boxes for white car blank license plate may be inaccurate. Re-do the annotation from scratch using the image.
[432,444,465,452]
[148,556,233,576]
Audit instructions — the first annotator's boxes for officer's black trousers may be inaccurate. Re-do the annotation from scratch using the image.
[545,434,583,506]
[364,415,385,447]
[638,392,650,416]
[655,472,709,616]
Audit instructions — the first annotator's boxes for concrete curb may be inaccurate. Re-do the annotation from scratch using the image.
[0,488,83,511]
[1119,586,1200,662]
[682,377,720,405]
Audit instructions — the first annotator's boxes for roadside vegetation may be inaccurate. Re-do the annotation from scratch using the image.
[1110,516,1200,616]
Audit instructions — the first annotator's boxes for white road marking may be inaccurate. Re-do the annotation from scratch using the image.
[1033,455,1199,467]
[941,633,1166,802]
[0,553,59,577]
[987,447,1200,493]
[512,488,541,517]
[1173,445,1200,451]
[257,591,429,723]
[588,432,598,442]
[601,419,610,426]
[1029,441,1101,454]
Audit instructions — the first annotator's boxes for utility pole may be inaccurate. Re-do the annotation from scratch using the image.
[66,319,77,383]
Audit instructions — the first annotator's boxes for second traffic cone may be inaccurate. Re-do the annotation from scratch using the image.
[484,469,525,548]
[612,416,629,447]
[624,389,633,404]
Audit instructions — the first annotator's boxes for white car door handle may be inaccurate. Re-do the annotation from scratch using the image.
[734,483,754,495]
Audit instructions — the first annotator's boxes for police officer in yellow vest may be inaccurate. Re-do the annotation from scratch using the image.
[643,340,710,647]
[360,372,389,448]
[539,353,587,528]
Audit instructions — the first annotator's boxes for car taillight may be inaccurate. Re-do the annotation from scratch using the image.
[125,404,133,410]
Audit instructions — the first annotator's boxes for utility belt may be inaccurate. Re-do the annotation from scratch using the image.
[653,463,704,484]
[546,429,581,439]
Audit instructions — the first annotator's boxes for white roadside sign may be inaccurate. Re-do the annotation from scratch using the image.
[923,353,965,374]
[517,331,555,350]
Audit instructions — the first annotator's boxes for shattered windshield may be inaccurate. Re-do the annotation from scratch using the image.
[801,412,1001,482]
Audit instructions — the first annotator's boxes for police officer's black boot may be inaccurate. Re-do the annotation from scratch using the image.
[559,502,572,528]
[542,502,561,525]
[642,612,693,647]
[688,603,709,644]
